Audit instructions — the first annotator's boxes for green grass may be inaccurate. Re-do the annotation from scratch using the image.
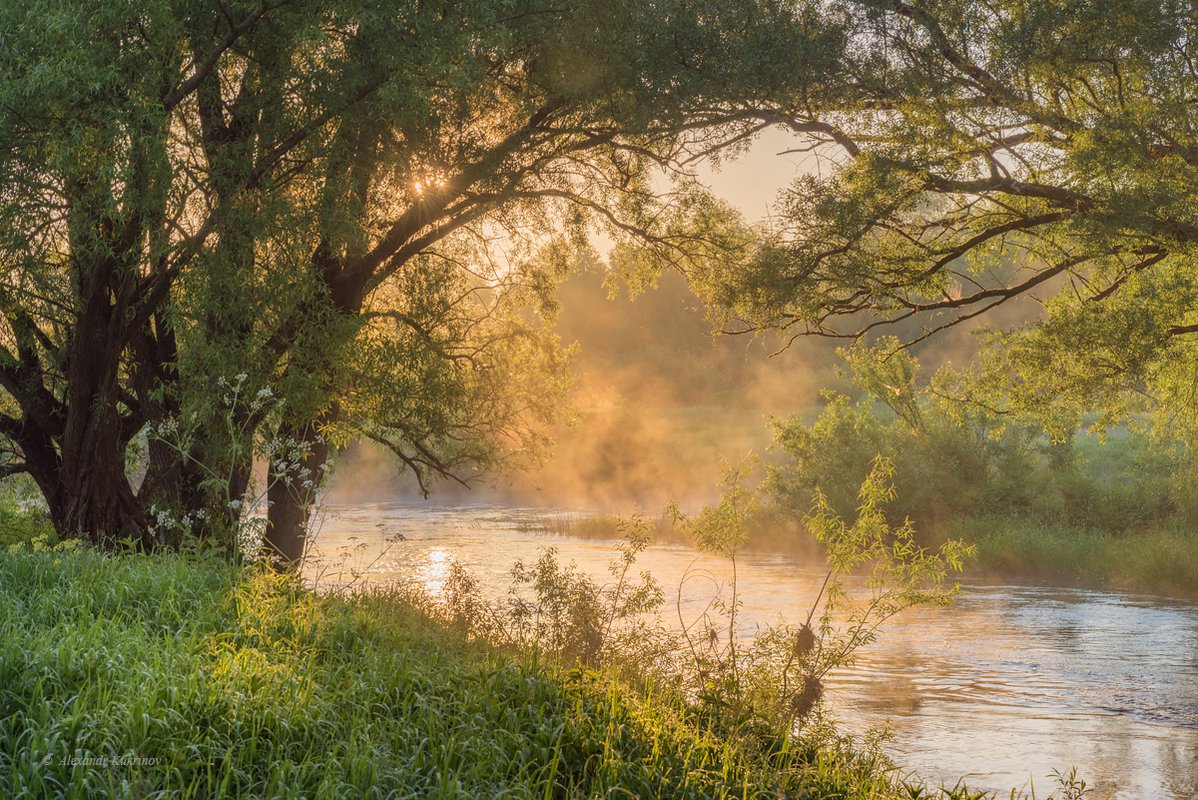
[537,510,826,561]
[954,516,1198,597]
[0,546,970,799]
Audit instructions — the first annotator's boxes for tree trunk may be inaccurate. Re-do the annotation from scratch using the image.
[56,264,149,545]
[17,421,68,534]
[263,417,331,567]
[58,352,147,545]
[58,439,146,546]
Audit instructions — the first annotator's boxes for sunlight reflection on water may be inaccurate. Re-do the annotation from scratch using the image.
[418,548,452,599]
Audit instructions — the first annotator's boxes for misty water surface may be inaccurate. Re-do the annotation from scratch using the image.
[308,502,1198,800]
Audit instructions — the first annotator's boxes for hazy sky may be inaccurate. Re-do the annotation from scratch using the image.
[586,126,814,257]
[696,127,817,221]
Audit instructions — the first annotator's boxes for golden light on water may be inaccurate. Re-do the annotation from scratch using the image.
[418,548,453,599]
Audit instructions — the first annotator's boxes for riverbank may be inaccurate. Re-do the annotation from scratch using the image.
[1,546,1004,799]
[955,516,1198,598]
[539,512,1198,599]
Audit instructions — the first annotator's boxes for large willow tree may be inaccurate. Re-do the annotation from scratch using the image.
[0,0,842,561]
[683,0,1198,438]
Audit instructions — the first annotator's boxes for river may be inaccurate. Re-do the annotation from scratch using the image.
[307,501,1198,799]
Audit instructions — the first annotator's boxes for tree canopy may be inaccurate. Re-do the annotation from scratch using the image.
[0,0,844,560]
[679,0,1198,439]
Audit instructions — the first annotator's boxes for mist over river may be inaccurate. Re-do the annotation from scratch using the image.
[308,502,1198,799]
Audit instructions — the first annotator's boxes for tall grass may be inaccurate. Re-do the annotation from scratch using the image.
[1,546,975,799]
[1,544,1090,799]
[535,509,825,560]
[958,516,1198,597]
[539,508,1198,597]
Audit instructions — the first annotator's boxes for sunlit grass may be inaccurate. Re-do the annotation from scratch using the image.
[536,509,825,560]
[957,516,1198,597]
[0,547,1090,798]
[542,508,1198,598]
[0,548,885,798]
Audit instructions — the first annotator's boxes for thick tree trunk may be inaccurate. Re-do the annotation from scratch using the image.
[58,440,146,545]
[58,357,147,545]
[55,262,149,545]
[17,421,68,533]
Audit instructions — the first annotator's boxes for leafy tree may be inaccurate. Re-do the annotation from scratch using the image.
[0,0,219,542]
[196,0,848,564]
[0,0,394,548]
[0,0,847,561]
[683,0,1198,441]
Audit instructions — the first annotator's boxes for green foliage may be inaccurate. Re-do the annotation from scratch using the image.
[434,517,668,672]
[769,341,1192,543]
[669,463,760,559]
[142,373,291,555]
[0,491,57,550]
[668,460,970,753]
[963,516,1198,597]
[803,458,972,666]
[2,545,1092,799]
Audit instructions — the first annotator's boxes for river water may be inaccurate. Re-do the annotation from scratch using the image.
[308,502,1198,799]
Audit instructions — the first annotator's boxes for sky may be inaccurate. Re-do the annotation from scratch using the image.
[694,127,815,221]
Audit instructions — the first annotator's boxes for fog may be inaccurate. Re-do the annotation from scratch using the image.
[325,129,1048,513]
[327,267,841,510]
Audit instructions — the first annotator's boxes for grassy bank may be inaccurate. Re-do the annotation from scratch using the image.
[1,546,992,799]
[954,516,1198,597]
